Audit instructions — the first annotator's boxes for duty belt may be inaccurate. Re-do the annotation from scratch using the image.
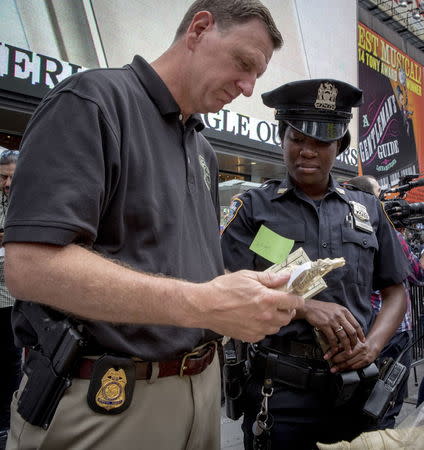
[74,341,217,380]
[249,344,331,391]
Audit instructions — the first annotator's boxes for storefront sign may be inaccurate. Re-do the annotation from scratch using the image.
[0,42,84,98]
[202,109,281,147]
[337,147,358,167]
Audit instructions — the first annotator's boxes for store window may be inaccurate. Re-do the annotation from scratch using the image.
[0,132,21,150]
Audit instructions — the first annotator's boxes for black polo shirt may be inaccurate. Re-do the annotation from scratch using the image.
[221,176,409,344]
[5,55,224,360]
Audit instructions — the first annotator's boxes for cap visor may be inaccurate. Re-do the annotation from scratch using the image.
[286,120,348,142]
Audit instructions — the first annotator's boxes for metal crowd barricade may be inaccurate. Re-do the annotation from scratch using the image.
[409,284,424,381]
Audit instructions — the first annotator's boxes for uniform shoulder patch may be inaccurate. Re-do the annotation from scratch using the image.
[221,197,244,233]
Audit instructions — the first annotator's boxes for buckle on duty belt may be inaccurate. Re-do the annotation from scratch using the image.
[179,341,217,377]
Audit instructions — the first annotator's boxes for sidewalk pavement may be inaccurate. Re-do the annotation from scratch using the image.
[220,361,424,450]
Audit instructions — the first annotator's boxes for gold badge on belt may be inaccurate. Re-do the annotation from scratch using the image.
[95,368,127,411]
[87,354,136,415]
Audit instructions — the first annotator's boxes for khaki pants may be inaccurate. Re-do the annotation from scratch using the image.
[6,353,220,450]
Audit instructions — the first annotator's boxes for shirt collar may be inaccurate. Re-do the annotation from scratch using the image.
[127,55,204,131]
[270,174,348,201]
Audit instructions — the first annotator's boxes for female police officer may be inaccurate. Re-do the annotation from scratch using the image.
[221,79,409,449]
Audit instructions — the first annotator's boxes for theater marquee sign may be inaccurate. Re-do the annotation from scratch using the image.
[358,22,424,200]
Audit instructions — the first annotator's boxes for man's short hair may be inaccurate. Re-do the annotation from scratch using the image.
[174,0,283,49]
[0,147,19,165]
[347,175,377,195]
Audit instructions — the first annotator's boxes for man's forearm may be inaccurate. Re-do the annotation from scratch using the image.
[4,242,304,343]
[5,242,196,327]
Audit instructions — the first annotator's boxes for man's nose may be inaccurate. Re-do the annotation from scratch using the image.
[236,75,256,97]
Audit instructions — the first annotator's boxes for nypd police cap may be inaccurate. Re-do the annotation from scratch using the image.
[262,79,363,153]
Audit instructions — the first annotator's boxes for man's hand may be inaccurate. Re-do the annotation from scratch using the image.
[296,299,365,355]
[327,337,380,373]
[189,270,304,343]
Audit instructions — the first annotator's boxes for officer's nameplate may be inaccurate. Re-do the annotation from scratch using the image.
[266,248,345,299]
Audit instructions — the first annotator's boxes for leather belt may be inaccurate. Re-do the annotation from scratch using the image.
[262,339,324,361]
[75,342,217,380]
[249,345,331,391]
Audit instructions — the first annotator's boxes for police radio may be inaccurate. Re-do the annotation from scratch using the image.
[363,333,424,420]
[362,359,407,420]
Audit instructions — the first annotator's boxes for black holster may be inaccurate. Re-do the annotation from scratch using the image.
[18,350,72,429]
[223,339,249,420]
[15,303,85,429]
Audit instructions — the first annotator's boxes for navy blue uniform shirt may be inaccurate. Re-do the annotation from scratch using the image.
[221,176,409,345]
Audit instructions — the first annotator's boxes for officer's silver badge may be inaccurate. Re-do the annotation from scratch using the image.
[314,82,338,111]
[349,201,373,233]
[198,154,211,191]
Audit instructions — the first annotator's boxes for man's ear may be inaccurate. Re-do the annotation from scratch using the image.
[186,11,215,49]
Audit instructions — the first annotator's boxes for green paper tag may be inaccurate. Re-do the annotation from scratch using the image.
[249,225,294,264]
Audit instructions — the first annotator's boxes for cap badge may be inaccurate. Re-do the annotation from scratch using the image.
[314,82,338,111]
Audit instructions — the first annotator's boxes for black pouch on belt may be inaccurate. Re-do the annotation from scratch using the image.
[87,354,136,415]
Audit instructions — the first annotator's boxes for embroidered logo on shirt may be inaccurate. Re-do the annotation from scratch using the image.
[198,155,211,191]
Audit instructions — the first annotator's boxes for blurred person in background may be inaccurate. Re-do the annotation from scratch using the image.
[0,148,20,450]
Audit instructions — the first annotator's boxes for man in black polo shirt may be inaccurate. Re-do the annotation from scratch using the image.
[3,1,303,449]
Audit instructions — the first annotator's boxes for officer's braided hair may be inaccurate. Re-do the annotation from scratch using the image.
[278,121,289,140]
[173,0,283,49]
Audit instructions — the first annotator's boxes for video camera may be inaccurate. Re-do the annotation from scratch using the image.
[381,174,424,228]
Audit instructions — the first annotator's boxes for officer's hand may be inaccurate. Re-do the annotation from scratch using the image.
[297,300,365,355]
[195,270,304,343]
[328,338,380,373]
